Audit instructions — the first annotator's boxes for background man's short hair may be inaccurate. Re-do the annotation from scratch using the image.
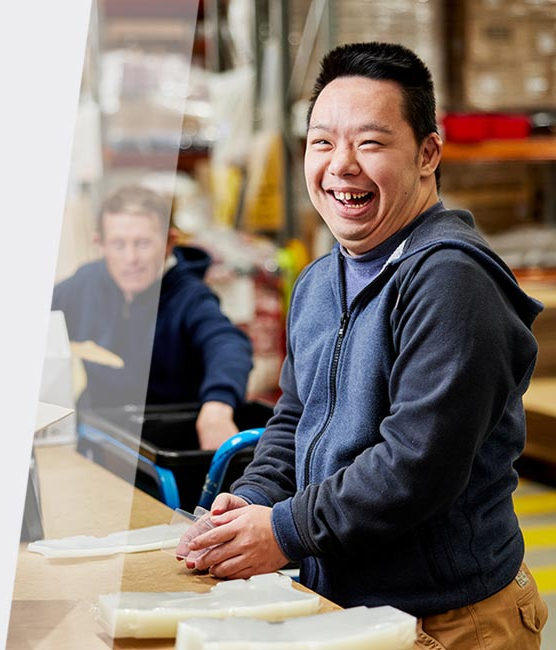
[98,185,175,236]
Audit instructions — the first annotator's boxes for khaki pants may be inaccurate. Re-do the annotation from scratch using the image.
[415,564,548,650]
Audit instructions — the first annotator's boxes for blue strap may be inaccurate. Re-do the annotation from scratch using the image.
[77,423,181,510]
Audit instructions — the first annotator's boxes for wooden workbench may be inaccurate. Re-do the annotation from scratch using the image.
[7,446,338,649]
[516,282,556,480]
[522,378,556,473]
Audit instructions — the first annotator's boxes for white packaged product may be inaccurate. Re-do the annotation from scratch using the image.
[175,605,417,650]
[98,574,321,638]
[27,523,186,559]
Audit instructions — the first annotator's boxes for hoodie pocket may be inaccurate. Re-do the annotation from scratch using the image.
[420,525,452,588]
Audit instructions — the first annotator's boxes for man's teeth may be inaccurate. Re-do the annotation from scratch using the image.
[334,191,368,201]
[334,192,368,201]
[333,190,370,206]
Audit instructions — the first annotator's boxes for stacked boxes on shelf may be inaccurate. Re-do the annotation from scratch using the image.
[534,294,556,377]
[518,282,556,377]
[451,0,556,111]
[441,162,536,234]
[334,0,446,108]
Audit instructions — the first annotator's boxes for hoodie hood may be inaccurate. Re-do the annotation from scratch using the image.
[172,245,212,279]
[389,209,544,328]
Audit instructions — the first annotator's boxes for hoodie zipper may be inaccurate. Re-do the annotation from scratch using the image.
[303,256,350,488]
[301,248,404,488]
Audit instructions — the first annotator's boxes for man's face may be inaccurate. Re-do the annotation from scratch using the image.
[99,211,169,300]
[304,76,439,255]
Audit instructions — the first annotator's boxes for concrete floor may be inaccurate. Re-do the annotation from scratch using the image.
[515,479,556,649]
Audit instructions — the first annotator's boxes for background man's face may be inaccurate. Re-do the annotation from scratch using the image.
[99,211,168,300]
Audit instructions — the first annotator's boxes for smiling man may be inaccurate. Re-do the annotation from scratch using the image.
[52,185,253,449]
[176,43,547,648]
[304,75,441,255]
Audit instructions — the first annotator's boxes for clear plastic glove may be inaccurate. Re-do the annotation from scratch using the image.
[175,510,217,562]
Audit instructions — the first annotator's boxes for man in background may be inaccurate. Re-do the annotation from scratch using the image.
[52,185,253,449]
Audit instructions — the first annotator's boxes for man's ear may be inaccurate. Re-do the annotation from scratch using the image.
[420,132,443,178]
[93,231,102,250]
[165,226,179,256]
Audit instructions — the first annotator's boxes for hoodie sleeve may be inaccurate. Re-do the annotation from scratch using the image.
[231,356,301,508]
[184,285,253,409]
[51,273,74,312]
[51,271,84,336]
[270,247,540,560]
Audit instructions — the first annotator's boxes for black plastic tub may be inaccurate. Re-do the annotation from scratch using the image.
[77,401,273,511]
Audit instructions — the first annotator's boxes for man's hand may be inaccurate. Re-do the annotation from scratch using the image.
[210,493,249,515]
[196,401,238,450]
[185,504,289,579]
[175,493,247,561]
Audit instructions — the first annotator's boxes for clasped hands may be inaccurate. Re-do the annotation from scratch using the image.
[176,493,289,579]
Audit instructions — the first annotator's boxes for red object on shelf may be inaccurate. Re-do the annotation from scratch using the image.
[490,114,531,140]
[443,113,490,143]
[442,113,531,143]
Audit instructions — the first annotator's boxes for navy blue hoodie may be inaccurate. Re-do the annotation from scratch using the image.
[232,209,543,617]
[52,246,253,410]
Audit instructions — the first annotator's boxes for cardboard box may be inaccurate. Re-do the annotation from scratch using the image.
[453,2,556,110]
[442,186,532,233]
[441,162,535,233]
[526,285,556,376]
[463,61,553,110]
[524,19,556,57]
[467,0,556,19]
[35,402,74,435]
[466,15,556,61]
[466,16,527,64]
[331,0,446,107]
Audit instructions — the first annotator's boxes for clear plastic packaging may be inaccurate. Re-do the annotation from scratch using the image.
[175,605,417,650]
[27,523,186,559]
[27,505,209,560]
[97,573,321,639]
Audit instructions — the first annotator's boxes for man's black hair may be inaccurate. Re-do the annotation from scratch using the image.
[307,42,441,188]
